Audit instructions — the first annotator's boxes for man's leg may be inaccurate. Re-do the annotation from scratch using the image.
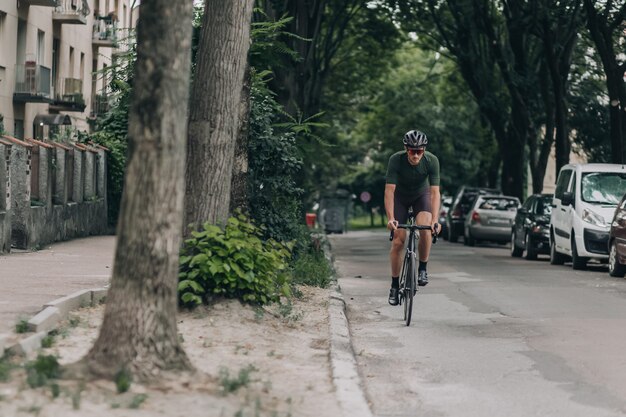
[388,229,406,305]
[416,211,433,286]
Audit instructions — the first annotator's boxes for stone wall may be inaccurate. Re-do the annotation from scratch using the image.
[0,141,12,253]
[0,135,108,251]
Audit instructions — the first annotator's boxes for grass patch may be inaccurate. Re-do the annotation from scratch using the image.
[26,355,61,388]
[348,214,386,230]
[0,355,18,382]
[15,319,29,334]
[41,334,55,348]
[291,252,333,288]
[128,394,148,409]
[115,368,132,393]
[219,365,257,394]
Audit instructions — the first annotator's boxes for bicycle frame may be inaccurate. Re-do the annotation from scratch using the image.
[389,211,437,326]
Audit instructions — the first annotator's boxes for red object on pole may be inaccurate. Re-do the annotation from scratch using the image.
[305,213,317,228]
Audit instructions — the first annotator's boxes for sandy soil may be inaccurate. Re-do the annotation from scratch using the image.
[0,286,341,417]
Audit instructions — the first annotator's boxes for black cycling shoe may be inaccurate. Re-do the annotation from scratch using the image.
[388,287,400,306]
[418,270,429,287]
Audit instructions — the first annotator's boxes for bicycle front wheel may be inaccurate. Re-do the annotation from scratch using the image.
[404,256,415,326]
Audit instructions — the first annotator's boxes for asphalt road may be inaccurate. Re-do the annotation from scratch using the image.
[329,229,626,417]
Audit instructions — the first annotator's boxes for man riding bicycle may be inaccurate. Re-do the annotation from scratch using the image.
[385,130,441,306]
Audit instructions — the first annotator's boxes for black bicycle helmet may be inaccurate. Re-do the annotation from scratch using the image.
[403,130,428,148]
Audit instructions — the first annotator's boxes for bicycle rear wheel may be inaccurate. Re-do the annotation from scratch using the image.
[404,256,415,326]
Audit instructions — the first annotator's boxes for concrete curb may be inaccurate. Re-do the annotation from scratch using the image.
[5,286,109,357]
[329,286,374,417]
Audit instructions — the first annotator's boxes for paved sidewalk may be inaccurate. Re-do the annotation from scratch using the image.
[0,236,115,334]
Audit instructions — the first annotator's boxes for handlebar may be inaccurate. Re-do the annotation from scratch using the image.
[389,224,439,244]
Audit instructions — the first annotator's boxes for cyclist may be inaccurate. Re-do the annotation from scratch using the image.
[385,130,441,306]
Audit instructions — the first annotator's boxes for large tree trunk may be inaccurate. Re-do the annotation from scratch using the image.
[82,0,194,380]
[184,0,255,232]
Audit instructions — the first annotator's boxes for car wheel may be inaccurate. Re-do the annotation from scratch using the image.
[524,233,537,260]
[571,237,587,270]
[608,241,626,277]
[550,238,565,265]
[510,231,523,257]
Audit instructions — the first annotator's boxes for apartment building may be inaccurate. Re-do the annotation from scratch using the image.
[0,0,136,140]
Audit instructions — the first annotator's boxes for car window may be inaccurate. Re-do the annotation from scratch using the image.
[536,196,553,215]
[478,198,519,211]
[555,170,573,200]
[581,172,626,205]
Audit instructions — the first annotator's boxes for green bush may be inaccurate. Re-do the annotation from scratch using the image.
[179,215,292,306]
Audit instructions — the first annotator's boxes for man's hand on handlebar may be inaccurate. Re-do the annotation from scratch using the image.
[431,222,440,235]
[387,219,398,231]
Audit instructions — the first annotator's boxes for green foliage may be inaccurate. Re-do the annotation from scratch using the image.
[25,355,60,388]
[87,42,134,227]
[247,74,305,244]
[291,250,333,288]
[15,319,29,334]
[114,368,132,393]
[0,355,17,382]
[128,394,148,409]
[219,365,257,394]
[41,334,55,348]
[179,214,292,307]
[0,113,4,135]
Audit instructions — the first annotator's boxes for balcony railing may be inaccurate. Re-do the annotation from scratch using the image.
[53,0,90,25]
[24,0,58,7]
[90,94,111,117]
[92,18,117,47]
[14,63,52,102]
[51,78,85,112]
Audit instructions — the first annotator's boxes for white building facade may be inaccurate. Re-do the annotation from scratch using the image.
[0,0,136,140]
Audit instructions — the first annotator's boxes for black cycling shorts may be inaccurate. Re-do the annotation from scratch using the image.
[394,190,432,224]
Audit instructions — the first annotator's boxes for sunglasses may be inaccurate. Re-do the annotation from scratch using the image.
[407,148,425,156]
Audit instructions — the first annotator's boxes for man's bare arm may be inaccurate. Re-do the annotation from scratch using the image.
[385,184,397,230]
[430,186,441,232]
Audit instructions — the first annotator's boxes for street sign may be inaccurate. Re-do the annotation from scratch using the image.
[360,191,371,203]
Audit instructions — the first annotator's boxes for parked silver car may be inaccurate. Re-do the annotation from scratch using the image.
[464,195,520,246]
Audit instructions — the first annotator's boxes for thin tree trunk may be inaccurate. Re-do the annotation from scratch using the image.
[184,0,255,232]
[82,0,194,380]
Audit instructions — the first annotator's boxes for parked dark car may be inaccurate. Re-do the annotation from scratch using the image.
[511,193,553,260]
[446,186,501,242]
[464,195,520,246]
[438,196,452,239]
[608,193,626,277]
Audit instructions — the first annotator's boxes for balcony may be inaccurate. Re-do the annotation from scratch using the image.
[53,0,90,25]
[23,0,58,6]
[92,18,117,48]
[13,63,53,103]
[90,94,110,118]
[50,78,86,112]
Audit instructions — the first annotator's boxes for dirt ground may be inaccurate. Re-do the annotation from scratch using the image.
[0,286,341,417]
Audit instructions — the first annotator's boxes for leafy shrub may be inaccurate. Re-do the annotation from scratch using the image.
[0,113,4,135]
[26,355,60,388]
[247,74,304,244]
[115,367,132,393]
[179,215,292,306]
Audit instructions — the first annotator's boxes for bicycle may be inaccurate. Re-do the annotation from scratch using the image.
[389,209,438,326]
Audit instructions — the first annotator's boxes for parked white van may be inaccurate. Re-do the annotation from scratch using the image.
[550,163,626,269]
